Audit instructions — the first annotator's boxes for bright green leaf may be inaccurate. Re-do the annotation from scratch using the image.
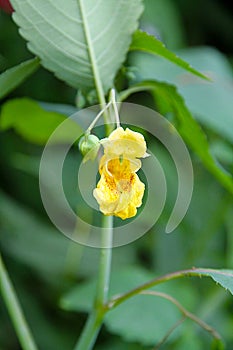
[130,30,209,80]
[0,98,82,144]
[0,57,40,100]
[119,81,233,194]
[11,0,143,92]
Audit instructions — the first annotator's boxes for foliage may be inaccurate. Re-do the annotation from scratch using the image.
[0,57,40,99]
[130,30,209,80]
[0,1,233,350]
[119,80,233,194]
[0,98,82,144]
[10,0,143,94]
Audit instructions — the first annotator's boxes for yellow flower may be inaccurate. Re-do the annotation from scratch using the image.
[93,157,145,219]
[93,127,148,220]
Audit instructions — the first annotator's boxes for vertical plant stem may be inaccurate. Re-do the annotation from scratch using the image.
[75,5,114,348]
[73,310,104,350]
[0,254,39,350]
[95,215,113,306]
[74,216,113,350]
[78,0,111,134]
[78,0,105,110]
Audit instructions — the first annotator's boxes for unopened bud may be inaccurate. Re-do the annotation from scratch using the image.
[79,134,100,161]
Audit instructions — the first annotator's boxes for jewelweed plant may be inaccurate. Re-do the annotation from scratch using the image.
[0,1,233,350]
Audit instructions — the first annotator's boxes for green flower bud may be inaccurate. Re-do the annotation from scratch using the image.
[79,134,100,162]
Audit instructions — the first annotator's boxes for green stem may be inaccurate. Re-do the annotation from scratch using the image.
[73,310,104,350]
[75,5,114,348]
[78,0,111,134]
[141,291,222,342]
[153,317,186,350]
[95,215,113,307]
[118,85,154,102]
[74,216,113,350]
[78,0,105,110]
[87,101,112,133]
[0,254,39,350]
[107,268,220,309]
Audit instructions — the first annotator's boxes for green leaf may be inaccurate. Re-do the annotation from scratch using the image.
[119,81,233,194]
[11,0,143,92]
[0,57,40,100]
[130,30,209,81]
[0,98,83,144]
[195,269,233,296]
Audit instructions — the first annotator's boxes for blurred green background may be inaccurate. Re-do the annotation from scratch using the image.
[0,0,233,349]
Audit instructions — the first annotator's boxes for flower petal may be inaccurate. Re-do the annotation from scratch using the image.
[93,162,145,219]
[103,127,147,159]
